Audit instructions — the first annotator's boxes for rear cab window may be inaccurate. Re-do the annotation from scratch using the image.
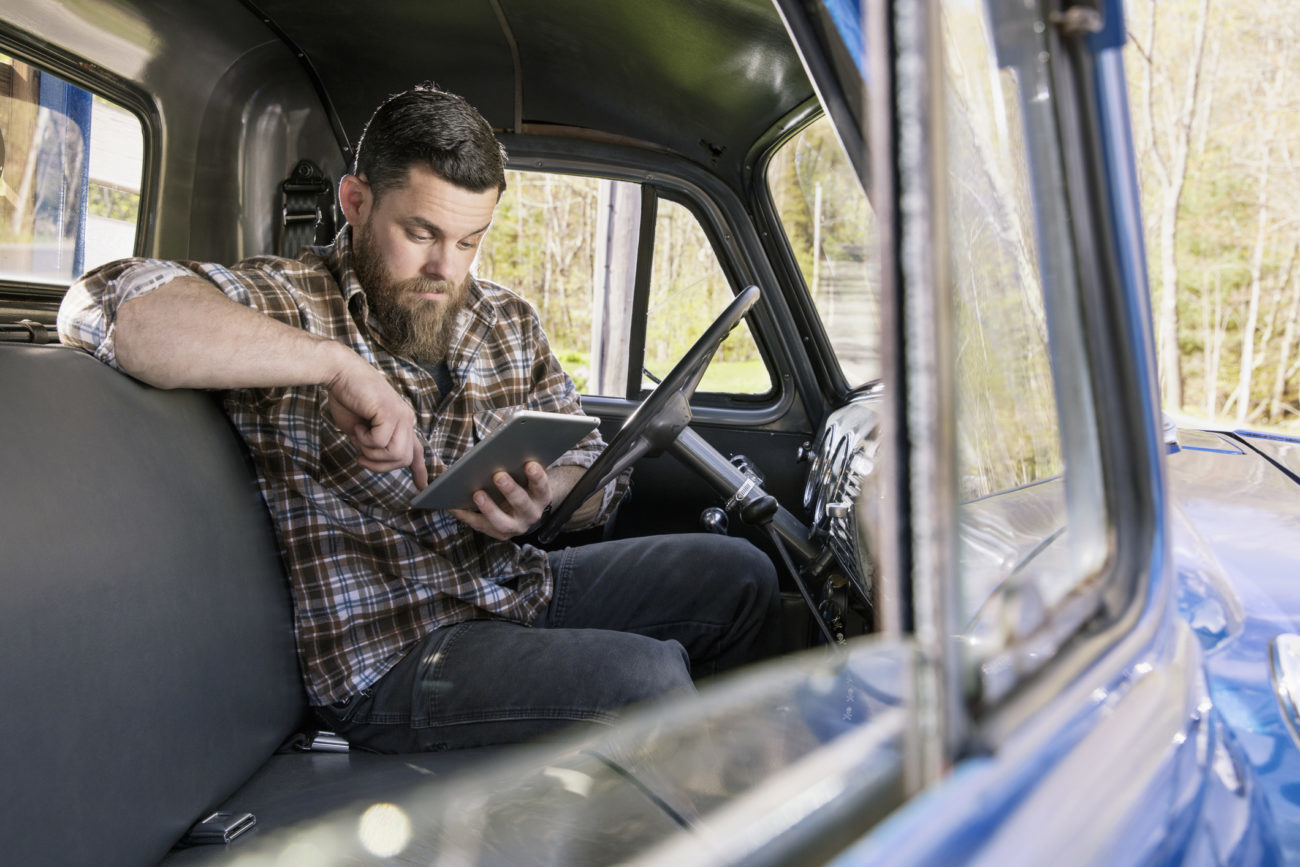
[0,55,143,288]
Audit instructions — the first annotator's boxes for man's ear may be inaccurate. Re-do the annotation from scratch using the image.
[338,174,371,228]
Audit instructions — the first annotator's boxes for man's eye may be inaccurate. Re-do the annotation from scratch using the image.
[408,230,432,242]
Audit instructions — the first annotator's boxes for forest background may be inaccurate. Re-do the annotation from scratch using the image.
[1125,0,1300,431]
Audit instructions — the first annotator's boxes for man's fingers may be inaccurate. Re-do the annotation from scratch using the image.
[523,461,551,504]
[411,437,429,490]
[324,361,421,477]
[492,471,537,518]
[449,499,513,541]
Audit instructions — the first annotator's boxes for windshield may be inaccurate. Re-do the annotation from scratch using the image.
[766,116,881,388]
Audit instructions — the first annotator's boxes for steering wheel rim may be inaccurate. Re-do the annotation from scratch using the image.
[536,285,761,543]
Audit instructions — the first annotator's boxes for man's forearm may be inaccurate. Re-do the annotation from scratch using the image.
[113,276,427,486]
[548,464,607,527]
[114,277,346,390]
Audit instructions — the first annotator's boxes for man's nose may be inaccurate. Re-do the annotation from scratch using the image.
[421,242,451,281]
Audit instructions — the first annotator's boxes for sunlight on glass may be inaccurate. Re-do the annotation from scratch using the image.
[357,802,411,858]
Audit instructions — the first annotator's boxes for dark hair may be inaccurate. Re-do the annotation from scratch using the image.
[352,83,507,200]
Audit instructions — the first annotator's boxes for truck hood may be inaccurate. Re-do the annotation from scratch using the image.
[1166,427,1300,850]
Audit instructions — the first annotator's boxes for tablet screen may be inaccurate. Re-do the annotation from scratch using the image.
[409,411,600,510]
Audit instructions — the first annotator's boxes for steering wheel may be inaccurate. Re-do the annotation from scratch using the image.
[536,285,761,543]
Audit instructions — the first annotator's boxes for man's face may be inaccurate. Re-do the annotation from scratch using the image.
[348,165,498,363]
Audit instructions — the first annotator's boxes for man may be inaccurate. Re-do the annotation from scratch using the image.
[58,84,779,753]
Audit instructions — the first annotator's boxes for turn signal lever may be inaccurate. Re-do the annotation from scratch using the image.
[740,493,778,525]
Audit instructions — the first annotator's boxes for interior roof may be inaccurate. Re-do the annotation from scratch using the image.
[253,0,813,183]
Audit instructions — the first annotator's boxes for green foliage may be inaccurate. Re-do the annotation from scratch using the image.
[87,183,139,222]
[478,171,772,397]
[1126,0,1300,429]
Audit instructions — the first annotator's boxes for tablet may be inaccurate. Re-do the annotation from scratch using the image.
[409,411,600,510]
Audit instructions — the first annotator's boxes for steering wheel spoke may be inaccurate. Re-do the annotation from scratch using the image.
[536,285,761,543]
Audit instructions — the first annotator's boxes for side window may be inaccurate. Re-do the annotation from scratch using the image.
[476,169,771,399]
[646,198,770,394]
[943,11,1063,503]
[0,56,143,284]
[943,0,1109,699]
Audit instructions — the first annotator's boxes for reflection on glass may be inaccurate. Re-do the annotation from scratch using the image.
[943,0,1070,635]
[943,9,1063,502]
[942,0,1110,702]
[186,639,909,865]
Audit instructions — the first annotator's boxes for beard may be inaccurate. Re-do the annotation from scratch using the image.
[353,222,471,364]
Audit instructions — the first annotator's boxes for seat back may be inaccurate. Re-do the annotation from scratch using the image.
[0,344,304,865]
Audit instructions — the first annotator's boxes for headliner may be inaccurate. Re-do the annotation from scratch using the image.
[251,0,814,181]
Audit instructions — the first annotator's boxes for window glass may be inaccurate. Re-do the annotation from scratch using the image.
[769,1,1109,701]
[476,171,601,392]
[941,0,1109,699]
[478,170,771,398]
[644,198,770,394]
[766,117,881,386]
[943,17,1064,503]
[944,0,1070,626]
[0,56,142,284]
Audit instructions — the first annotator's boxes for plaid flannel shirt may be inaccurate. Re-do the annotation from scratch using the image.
[57,228,625,705]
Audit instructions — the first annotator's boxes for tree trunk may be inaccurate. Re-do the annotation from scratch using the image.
[1136,0,1212,413]
[1270,246,1300,423]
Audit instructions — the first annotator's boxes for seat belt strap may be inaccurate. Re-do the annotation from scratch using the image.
[279,159,333,257]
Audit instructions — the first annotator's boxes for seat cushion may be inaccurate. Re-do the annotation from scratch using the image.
[161,747,507,864]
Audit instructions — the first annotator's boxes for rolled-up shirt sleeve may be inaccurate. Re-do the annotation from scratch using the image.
[57,258,199,370]
[58,255,318,369]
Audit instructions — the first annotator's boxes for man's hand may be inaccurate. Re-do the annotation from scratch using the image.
[450,460,552,540]
[324,356,428,490]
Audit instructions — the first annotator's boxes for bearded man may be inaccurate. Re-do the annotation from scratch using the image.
[57,83,779,753]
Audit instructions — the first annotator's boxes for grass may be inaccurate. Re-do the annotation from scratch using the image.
[555,349,772,397]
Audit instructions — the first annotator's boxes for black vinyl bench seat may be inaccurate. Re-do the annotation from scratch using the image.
[0,343,496,865]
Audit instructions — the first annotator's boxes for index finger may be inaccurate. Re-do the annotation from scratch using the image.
[410,435,429,490]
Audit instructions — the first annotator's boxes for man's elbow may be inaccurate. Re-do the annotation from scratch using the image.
[113,297,177,388]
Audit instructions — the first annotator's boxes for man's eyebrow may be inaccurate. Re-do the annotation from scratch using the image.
[406,216,493,238]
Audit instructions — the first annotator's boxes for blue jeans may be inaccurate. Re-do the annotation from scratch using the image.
[316,534,780,753]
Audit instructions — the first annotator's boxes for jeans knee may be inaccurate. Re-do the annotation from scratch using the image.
[690,534,775,584]
[621,638,693,703]
[714,535,779,605]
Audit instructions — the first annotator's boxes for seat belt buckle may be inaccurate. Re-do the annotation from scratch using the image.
[179,811,257,846]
